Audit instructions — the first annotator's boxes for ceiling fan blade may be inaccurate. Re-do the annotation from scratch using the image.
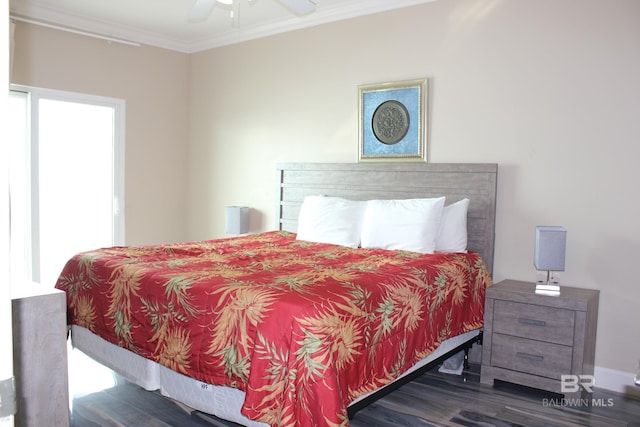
[278,0,316,16]
[188,0,217,22]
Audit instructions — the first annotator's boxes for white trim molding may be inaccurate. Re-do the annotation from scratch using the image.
[10,0,438,53]
[594,366,640,398]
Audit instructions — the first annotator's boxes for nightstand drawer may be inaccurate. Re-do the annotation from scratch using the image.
[493,300,575,346]
[491,334,573,379]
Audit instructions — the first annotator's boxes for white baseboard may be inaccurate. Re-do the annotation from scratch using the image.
[595,366,640,398]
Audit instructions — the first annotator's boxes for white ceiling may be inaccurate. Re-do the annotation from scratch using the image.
[9,0,437,53]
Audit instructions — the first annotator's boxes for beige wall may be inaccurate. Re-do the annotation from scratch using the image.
[11,0,640,385]
[189,0,640,379]
[11,22,190,245]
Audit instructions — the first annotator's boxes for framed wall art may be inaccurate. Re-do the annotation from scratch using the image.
[358,78,428,162]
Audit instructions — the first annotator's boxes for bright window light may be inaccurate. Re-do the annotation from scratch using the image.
[38,99,115,286]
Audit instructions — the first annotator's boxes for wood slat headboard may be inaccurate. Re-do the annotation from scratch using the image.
[276,162,498,275]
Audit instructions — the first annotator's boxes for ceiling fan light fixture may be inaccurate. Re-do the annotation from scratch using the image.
[280,0,316,15]
[189,0,315,24]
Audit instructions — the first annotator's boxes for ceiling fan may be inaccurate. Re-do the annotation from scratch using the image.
[188,0,316,22]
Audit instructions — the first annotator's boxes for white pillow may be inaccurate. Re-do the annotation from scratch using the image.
[296,196,366,248]
[360,197,445,253]
[436,198,470,253]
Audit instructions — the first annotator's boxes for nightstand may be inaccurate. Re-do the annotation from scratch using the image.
[480,279,599,399]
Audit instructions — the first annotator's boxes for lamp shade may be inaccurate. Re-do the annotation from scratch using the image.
[225,206,249,234]
[534,226,566,271]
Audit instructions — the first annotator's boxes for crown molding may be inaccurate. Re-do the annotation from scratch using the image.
[10,0,437,53]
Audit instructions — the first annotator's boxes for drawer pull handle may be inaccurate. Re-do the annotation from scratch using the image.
[518,318,546,327]
[516,352,544,362]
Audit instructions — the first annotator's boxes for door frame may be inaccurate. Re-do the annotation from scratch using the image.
[2,2,15,424]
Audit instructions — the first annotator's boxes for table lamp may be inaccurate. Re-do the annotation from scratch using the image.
[534,225,566,295]
[225,206,249,235]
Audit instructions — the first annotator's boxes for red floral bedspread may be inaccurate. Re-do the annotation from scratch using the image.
[56,231,492,427]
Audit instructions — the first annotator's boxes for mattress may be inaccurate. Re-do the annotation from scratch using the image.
[71,325,479,426]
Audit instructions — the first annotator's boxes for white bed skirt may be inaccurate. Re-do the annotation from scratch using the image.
[71,325,479,426]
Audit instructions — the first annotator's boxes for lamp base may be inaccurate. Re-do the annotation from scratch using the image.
[535,281,560,296]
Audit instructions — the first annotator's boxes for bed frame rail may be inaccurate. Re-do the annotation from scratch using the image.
[347,331,483,419]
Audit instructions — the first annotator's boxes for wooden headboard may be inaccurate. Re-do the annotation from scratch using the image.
[276,162,498,275]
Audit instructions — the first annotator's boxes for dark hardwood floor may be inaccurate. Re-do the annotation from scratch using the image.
[69,346,640,427]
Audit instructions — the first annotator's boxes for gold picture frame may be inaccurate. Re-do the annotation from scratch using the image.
[358,78,428,162]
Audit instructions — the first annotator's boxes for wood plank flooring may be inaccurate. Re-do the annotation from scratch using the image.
[69,347,640,427]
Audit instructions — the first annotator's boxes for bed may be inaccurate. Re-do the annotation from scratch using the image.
[56,162,498,427]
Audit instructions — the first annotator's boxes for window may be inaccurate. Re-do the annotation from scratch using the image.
[9,87,125,286]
